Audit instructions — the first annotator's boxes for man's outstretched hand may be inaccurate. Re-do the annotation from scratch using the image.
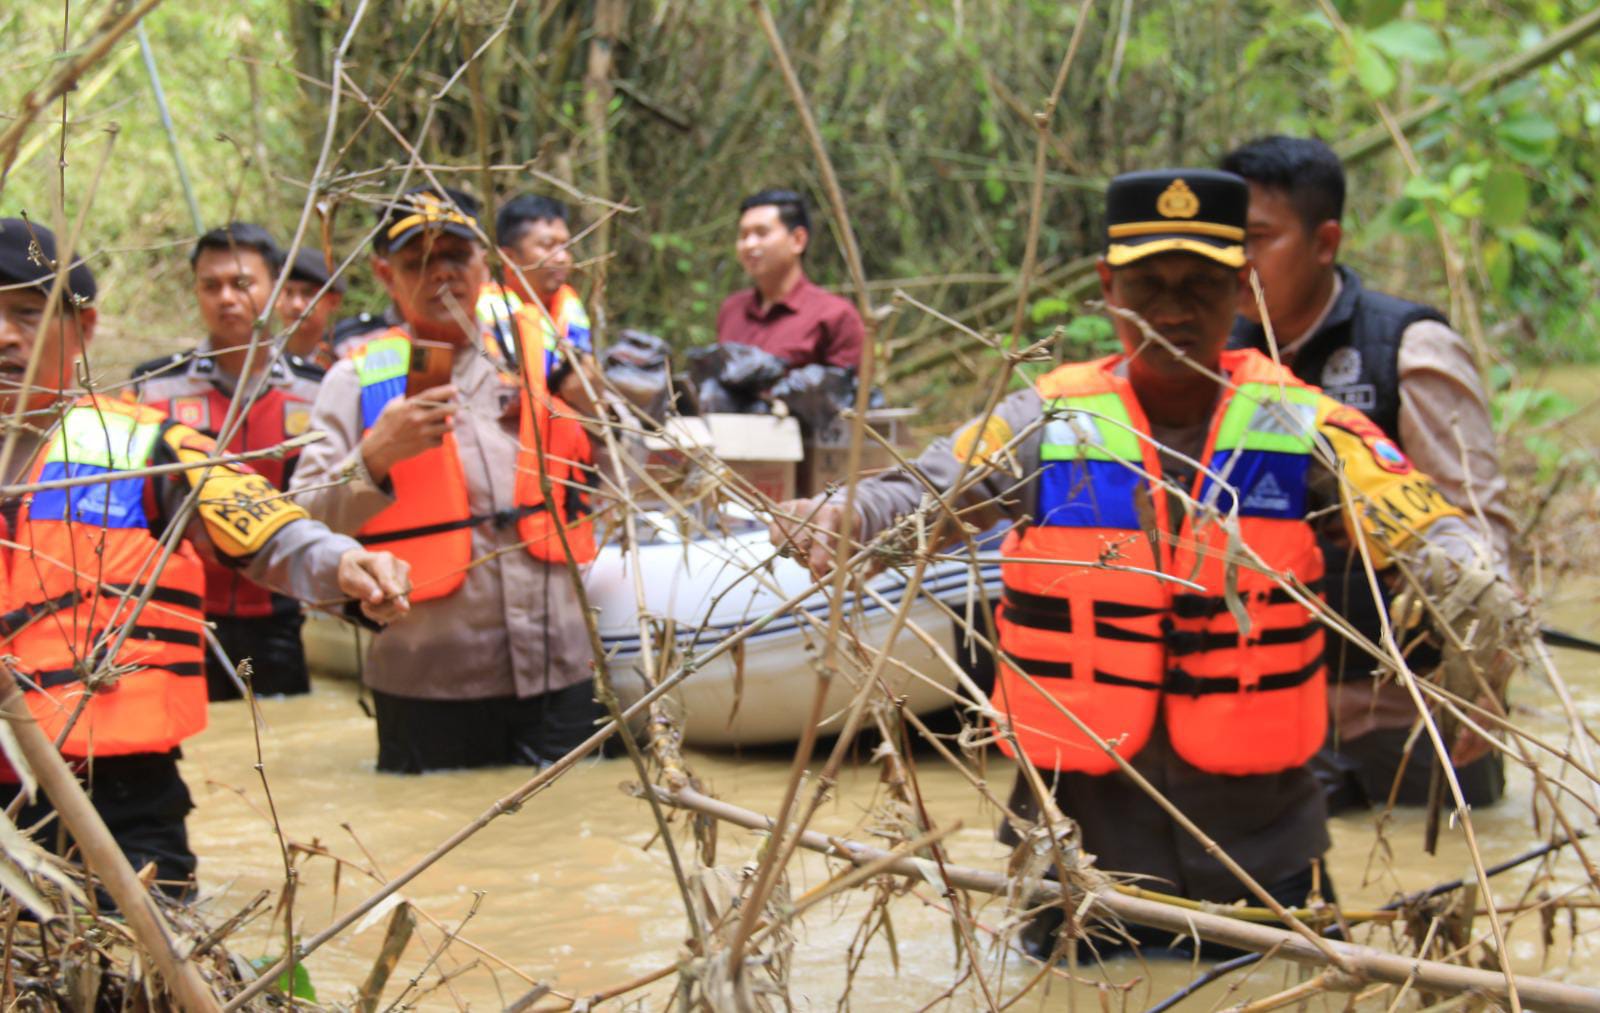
[768,497,850,578]
[337,548,413,624]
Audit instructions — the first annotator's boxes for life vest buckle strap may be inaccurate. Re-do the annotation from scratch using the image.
[1170,594,1228,619]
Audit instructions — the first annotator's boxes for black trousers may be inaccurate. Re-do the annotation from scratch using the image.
[0,752,196,901]
[1311,728,1504,814]
[372,681,602,774]
[206,611,310,701]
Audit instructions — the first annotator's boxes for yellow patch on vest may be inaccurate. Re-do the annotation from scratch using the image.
[164,425,307,559]
[951,414,1013,468]
[1319,407,1460,568]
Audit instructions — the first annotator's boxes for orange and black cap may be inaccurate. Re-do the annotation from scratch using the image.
[373,186,481,254]
[1104,169,1247,269]
[0,218,96,304]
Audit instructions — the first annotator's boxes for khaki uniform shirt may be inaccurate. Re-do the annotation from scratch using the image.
[289,334,595,702]
[842,359,1483,901]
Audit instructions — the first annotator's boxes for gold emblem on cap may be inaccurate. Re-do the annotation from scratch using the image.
[1156,179,1200,220]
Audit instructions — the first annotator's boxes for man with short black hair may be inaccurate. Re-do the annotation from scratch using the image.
[716,188,864,369]
[292,186,603,774]
[131,222,327,700]
[1223,135,1514,811]
[276,246,346,367]
[0,218,408,896]
[768,170,1521,952]
[488,193,599,415]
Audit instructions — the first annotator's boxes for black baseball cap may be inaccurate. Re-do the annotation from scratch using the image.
[373,186,481,253]
[1104,169,1248,268]
[0,218,97,303]
[286,246,347,294]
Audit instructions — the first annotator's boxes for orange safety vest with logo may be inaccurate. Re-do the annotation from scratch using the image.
[994,349,1326,776]
[0,398,207,757]
[143,385,312,618]
[476,282,592,379]
[348,326,597,602]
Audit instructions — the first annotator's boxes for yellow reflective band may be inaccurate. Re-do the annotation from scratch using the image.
[386,209,473,242]
[1106,238,1246,268]
[1107,220,1246,242]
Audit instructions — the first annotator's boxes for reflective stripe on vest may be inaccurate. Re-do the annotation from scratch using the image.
[2,398,208,758]
[350,326,596,602]
[993,350,1326,776]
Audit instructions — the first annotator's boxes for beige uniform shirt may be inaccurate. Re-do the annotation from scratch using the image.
[289,335,595,701]
[1281,275,1514,562]
[1281,277,1516,736]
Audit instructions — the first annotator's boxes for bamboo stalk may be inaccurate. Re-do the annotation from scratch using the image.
[648,784,1600,1013]
[0,663,220,1012]
[1340,5,1600,167]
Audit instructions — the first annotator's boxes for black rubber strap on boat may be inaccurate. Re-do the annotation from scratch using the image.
[357,503,548,546]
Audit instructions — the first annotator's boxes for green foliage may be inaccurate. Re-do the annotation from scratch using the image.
[249,955,318,1002]
[2,0,1598,397]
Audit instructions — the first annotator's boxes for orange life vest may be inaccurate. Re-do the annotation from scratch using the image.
[349,324,596,602]
[994,349,1327,776]
[0,397,208,757]
[143,385,312,618]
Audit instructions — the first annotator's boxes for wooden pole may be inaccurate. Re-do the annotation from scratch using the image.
[0,664,221,1012]
[648,784,1600,1013]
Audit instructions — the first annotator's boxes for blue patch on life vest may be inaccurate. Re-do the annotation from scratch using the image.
[359,376,406,430]
[1037,458,1143,530]
[30,461,149,529]
[1203,449,1308,519]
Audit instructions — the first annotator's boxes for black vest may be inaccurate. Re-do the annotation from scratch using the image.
[1230,266,1448,682]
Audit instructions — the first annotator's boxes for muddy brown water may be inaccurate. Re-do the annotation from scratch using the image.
[180,589,1600,1011]
[183,369,1600,1010]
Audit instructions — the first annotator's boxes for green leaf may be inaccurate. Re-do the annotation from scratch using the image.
[1400,175,1449,202]
[250,958,318,1001]
[1480,169,1530,229]
[1030,296,1071,323]
[1351,36,1396,97]
[983,175,1007,205]
[1061,314,1115,351]
[1482,237,1512,293]
[1368,21,1446,64]
[1496,114,1559,162]
[1358,0,1405,27]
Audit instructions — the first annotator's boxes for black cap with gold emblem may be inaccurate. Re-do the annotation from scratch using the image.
[1103,169,1247,269]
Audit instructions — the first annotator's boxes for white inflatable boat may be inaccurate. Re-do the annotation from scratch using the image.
[304,511,1003,747]
[587,510,1002,746]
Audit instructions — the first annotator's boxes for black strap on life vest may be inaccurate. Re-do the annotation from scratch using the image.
[1164,654,1323,697]
[357,503,549,546]
[0,584,204,640]
[1002,590,1163,643]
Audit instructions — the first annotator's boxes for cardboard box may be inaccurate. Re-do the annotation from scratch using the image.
[800,407,919,497]
[642,413,802,503]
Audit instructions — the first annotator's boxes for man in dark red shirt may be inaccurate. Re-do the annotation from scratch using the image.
[716,189,864,370]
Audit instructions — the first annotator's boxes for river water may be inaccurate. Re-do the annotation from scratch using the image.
[179,580,1600,1011]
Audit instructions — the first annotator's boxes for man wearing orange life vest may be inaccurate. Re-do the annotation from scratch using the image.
[481,194,601,418]
[0,219,410,896]
[770,170,1519,943]
[131,223,327,701]
[291,186,603,774]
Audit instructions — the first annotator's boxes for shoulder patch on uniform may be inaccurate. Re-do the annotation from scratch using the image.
[129,351,191,381]
[285,354,327,382]
[1325,406,1411,475]
[952,415,1013,467]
